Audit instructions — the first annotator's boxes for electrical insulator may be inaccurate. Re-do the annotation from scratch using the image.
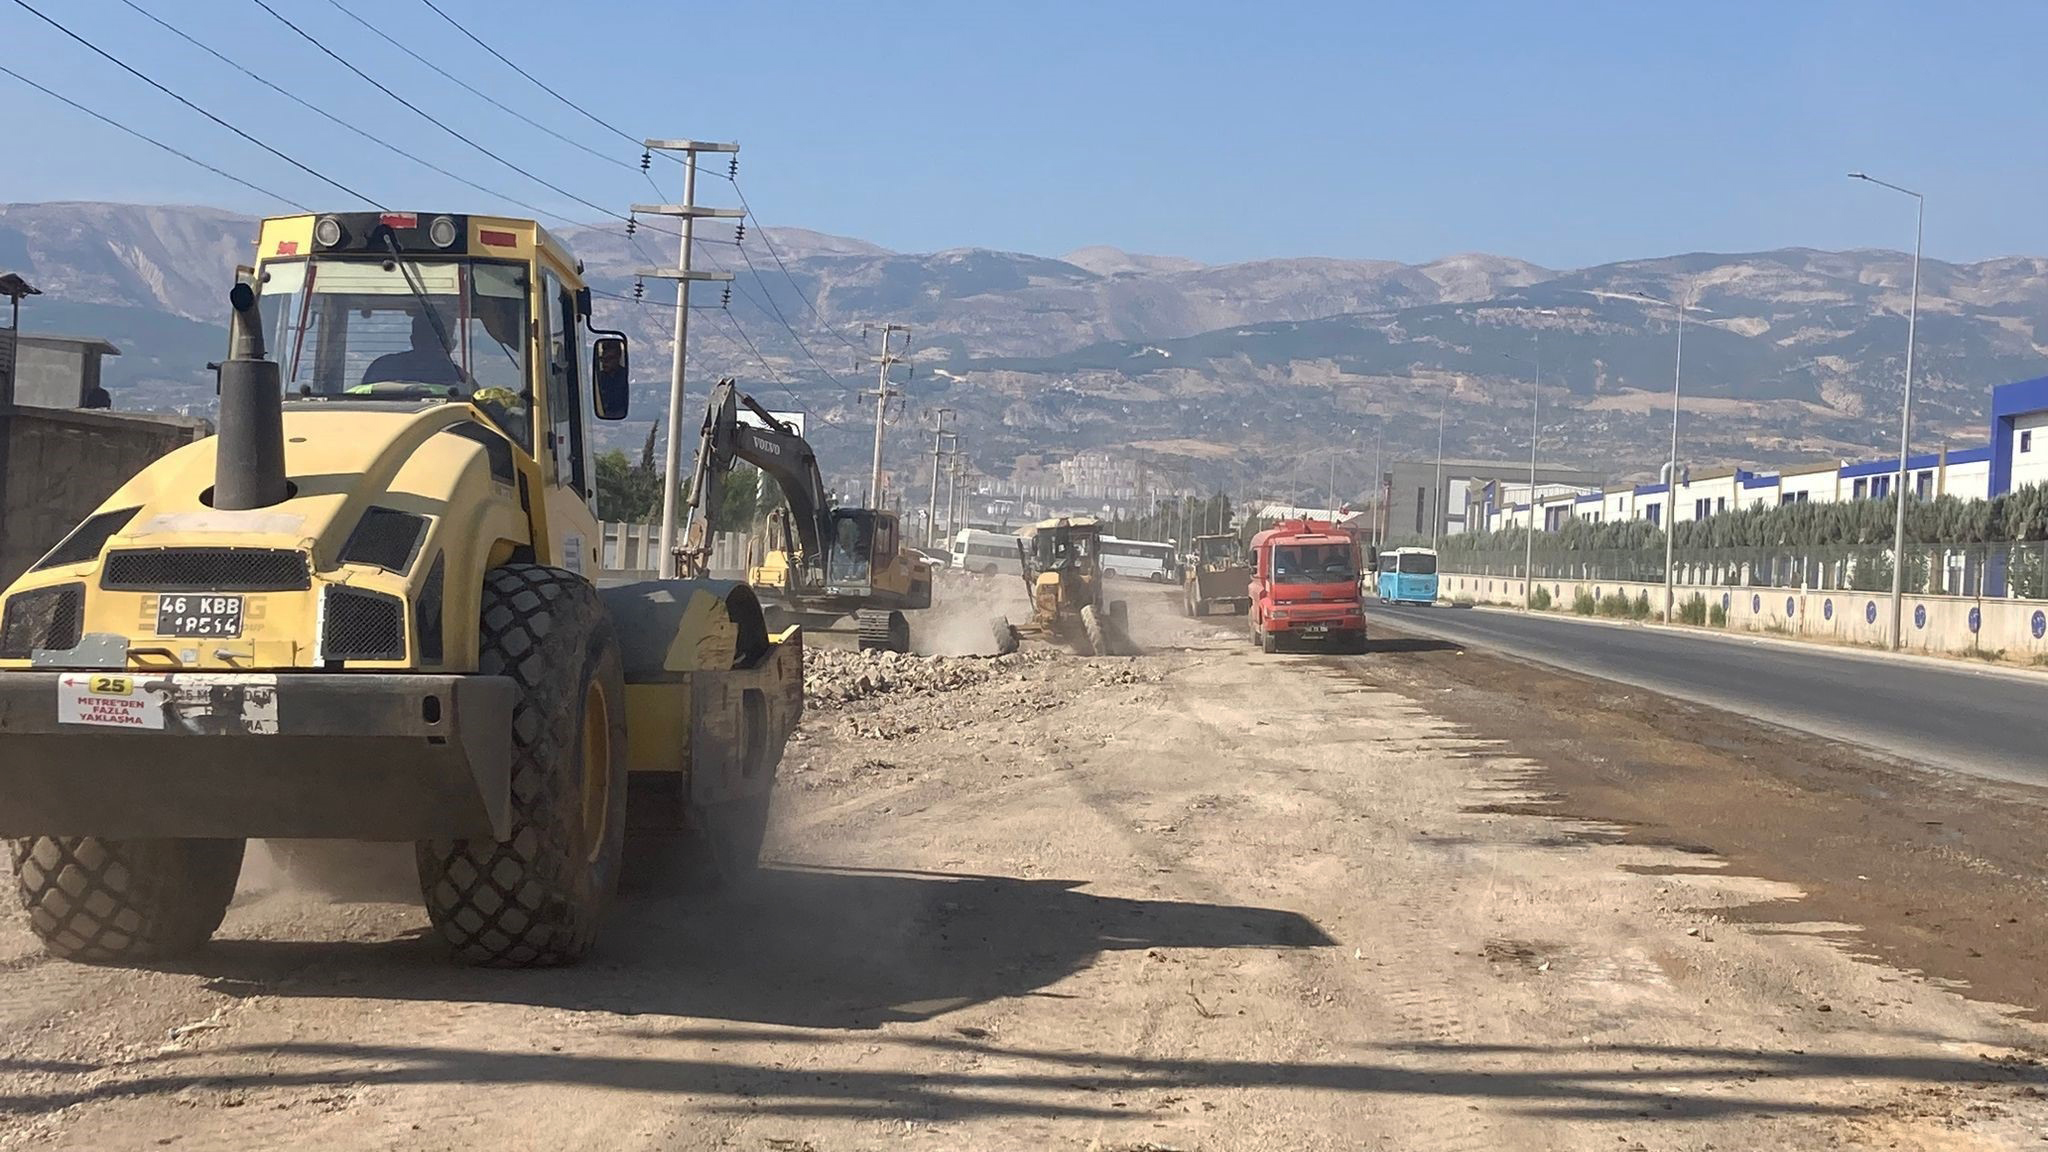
[728,156,739,178]
[721,285,732,308]
[632,278,644,300]
[625,214,637,237]
[640,151,651,172]
[734,222,745,243]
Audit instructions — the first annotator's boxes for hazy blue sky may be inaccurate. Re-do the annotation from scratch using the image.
[5,0,2043,268]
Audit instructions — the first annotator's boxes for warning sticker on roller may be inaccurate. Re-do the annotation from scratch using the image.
[57,673,163,729]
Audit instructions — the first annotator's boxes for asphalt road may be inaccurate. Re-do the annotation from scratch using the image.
[1371,602,2048,787]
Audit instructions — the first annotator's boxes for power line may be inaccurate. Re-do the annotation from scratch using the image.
[0,62,311,210]
[711,309,840,429]
[416,0,652,155]
[247,0,635,228]
[117,0,684,248]
[727,179,865,352]
[321,0,640,174]
[110,0,585,226]
[9,0,377,206]
[724,228,863,391]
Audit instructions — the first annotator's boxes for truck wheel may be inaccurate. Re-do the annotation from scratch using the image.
[991,616,1019,655]
[417,564,628,968]
[1260,628,1280,655]
[1080,604,1107,657]
[10,837,244,962]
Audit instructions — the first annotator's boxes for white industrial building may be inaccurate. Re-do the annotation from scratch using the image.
[1479,376,2048,534]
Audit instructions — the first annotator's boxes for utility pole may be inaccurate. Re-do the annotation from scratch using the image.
[863,323,911,508]
[634,139,740,578]
[925,408,954,550]
[1371,421,1385,546]
[949,453,967,534]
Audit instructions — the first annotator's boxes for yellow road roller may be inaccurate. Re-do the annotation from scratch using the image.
[0,211,801,967]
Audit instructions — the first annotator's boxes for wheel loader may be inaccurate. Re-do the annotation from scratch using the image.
[993,516,1131,656]
[674,379,933,653]
[1183,532,1252,616]
[0,211,801,967]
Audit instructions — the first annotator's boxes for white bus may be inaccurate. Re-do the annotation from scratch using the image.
[1100,535,1177,582]
[951,529,1025,576]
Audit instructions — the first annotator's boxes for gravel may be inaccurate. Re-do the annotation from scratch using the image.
[803,648,1052,709]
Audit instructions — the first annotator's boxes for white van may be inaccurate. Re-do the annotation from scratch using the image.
[951,529,1025,576]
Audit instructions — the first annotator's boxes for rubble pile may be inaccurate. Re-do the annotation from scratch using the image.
[803,648,1048,709]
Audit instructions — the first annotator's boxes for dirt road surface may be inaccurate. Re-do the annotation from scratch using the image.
[3,581,2046,1150]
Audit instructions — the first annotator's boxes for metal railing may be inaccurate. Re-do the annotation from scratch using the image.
[1441,540,2048,599]
[599,522,755,579]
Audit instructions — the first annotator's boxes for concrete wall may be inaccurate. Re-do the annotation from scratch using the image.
[0,406,207,587]
[12,342,90,409]
[1439,570,2048,663]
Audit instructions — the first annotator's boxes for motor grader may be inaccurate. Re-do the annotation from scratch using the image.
[675,379,932,653]
[0,211,801,967]
[994,516,1131,656]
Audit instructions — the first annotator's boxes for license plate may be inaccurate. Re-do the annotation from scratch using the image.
[1300,624,1329,635]
[155,594,244,638]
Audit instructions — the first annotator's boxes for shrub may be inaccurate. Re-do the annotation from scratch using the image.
[1572,589,1597,615]
[1708,601,1728,627]
[1598,592,1632,618]
[1630,590,1652,620]
[1677,592,1708,626]
[1529,585,1553,611]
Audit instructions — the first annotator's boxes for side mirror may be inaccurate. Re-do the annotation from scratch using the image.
[592,334,629,420]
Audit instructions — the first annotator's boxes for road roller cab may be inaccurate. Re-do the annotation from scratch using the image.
[0,211,802,967]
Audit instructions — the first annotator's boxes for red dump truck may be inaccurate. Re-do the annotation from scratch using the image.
[1247,518,1368,653]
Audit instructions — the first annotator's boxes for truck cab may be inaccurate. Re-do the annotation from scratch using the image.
[1248,518,1367,653]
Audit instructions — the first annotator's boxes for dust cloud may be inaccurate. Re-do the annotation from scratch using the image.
[914,572,1032,655]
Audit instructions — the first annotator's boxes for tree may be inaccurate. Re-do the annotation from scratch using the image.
[710,463,764,532]
[595,424,664,524]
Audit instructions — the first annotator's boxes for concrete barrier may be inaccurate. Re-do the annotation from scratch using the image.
[1437,571,2048,664]
[0,405,208,587]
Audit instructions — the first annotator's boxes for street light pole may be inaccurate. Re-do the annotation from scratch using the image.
[1431,398,1445,552]
[1502,334,1543,609]
[1637,287,1693,622]
[1850,172,1925,652]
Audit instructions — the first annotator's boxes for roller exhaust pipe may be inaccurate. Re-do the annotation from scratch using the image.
[214,281,289,511]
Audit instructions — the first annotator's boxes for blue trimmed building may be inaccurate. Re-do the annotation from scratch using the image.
[1485,375,2048,533]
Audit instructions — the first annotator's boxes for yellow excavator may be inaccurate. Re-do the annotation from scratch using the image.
[676,379,932,652]
[0,210,800,967]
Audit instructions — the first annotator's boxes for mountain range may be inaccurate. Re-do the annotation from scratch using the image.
[5,200,2045,502]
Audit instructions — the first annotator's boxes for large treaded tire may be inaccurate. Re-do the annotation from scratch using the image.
[416,564,627,968]
[1107,600,1133,655]
[991,616,1019,655]
[10,836,245,963]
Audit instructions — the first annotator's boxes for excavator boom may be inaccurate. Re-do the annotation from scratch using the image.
[679,379,831,577]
